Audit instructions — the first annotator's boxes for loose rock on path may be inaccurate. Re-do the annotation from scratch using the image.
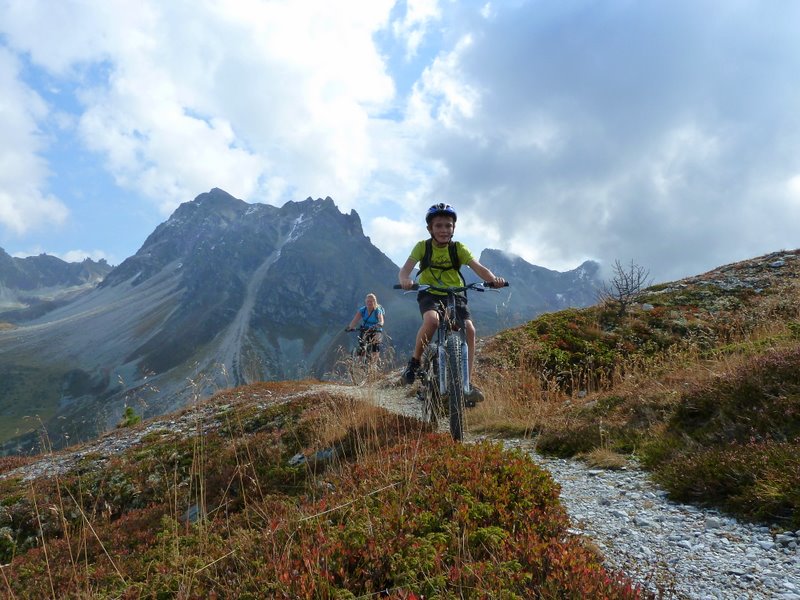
[499,439,800,600]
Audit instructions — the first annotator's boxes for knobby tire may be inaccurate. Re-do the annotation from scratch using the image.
[445,332,466,441]
[420,346,441,428]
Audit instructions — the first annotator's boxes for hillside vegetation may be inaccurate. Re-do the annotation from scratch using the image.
[473,249,800,528]
[0,382,641,598]
[2,248,798,597]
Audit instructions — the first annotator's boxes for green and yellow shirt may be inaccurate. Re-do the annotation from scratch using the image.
[410,240,474,293]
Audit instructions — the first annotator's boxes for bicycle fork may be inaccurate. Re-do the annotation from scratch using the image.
[461,336,470,392]
[437,343,446,394]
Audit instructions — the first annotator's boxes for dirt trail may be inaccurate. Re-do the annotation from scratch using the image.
[315,377,483,439]
[315,377,423,419]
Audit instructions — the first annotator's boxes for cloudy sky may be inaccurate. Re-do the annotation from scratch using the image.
[1,0,799,283]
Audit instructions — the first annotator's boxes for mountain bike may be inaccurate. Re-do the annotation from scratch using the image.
[345,325,382,385]
[395,281,509,440]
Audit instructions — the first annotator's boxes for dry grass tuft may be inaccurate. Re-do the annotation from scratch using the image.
[469,363,570,438]
[582,447,630,470]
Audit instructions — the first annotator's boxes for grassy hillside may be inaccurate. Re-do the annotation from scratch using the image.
[0,364,67,442]
[0,382,641,598]
[471,249,800,528]
[2,248,798,597]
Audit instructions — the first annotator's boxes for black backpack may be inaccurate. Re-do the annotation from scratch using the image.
[417,239,465,285]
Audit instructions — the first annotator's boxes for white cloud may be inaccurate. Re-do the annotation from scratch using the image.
[0,47,69,234]
[788,175,800,200]
[392,0,442,58]
[409,34,478,129]
[1,0,398,216]
[369,215,419,261]
[3,1,800,284]
[401,1,800,282]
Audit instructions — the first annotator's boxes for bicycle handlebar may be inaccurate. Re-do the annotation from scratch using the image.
[393,281,509,292]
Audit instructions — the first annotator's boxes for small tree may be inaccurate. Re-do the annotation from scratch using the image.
[117,405,141,428]
[601,259,652,316]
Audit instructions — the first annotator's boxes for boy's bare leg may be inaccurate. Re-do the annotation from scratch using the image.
[413,310,440,360]
[404,310,439,385]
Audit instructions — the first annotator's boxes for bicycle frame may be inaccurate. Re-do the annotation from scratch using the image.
[396,281,506,440]
[428,290,469,393]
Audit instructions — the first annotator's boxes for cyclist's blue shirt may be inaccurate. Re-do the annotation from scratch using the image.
[359,305,384,330]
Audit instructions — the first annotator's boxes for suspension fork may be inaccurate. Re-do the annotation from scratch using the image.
[449,294,470,393]
[460,329,470,393]
[437,327,447,395]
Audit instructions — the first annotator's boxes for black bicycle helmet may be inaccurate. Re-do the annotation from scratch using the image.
[425,202,457,224]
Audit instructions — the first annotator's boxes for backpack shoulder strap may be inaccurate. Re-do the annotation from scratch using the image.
[417,238,434,277]
[448,241,461,271]
[450,242,466,285]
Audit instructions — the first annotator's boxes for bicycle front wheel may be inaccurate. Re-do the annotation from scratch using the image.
[349,348,368,385]
[445,333,466,441]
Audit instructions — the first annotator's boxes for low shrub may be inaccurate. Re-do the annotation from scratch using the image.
[3,437,645,598]
[651,439,800,527]
[641,346,800,525]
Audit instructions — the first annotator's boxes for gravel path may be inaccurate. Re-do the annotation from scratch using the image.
[355,381,800,600]
[500,439,800,600]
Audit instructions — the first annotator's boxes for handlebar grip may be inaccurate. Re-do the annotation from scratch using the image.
[394,283,420,290]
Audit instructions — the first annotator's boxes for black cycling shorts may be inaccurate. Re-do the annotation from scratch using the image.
[417,290,471,322]
[358,330,382,353]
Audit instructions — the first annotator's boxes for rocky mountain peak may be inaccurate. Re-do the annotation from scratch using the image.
[164,187,250,230]
[472,249,603,326]
[573,260,600,279]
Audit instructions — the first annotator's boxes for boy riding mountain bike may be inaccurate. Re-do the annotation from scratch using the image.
[398,203,506,403]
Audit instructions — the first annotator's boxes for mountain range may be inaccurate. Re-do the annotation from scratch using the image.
[0,188,602,454]
[0,248,111,319]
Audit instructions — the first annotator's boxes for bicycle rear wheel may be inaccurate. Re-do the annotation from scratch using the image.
[445,333,466,441]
